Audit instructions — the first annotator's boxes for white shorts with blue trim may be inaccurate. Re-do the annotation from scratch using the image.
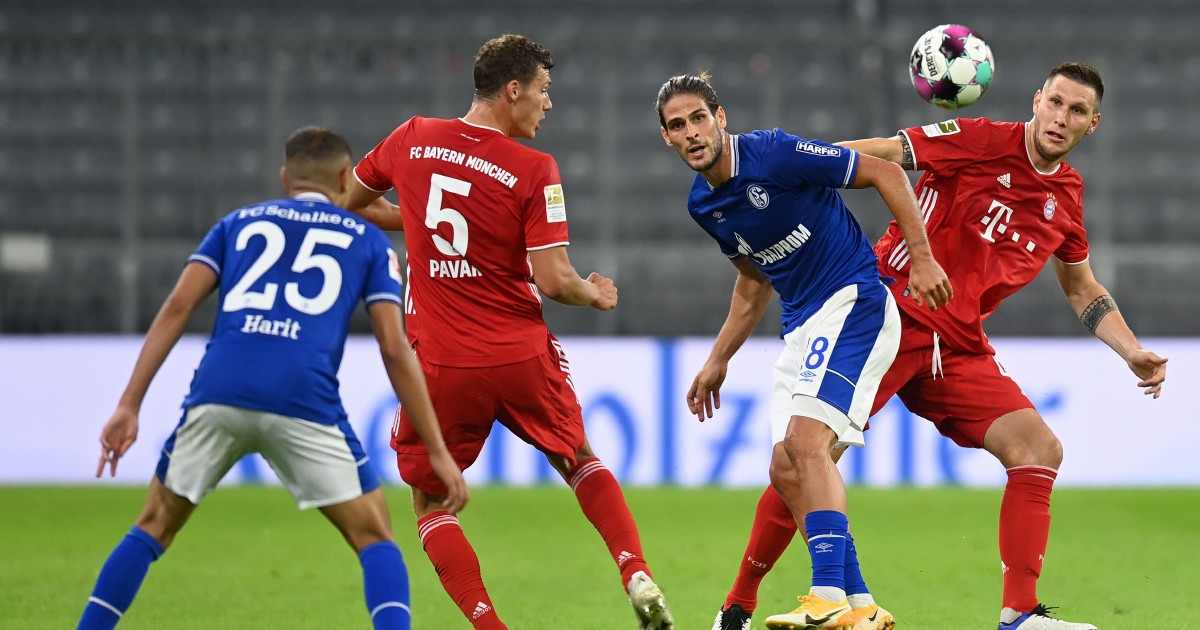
[156,403,379,510]
[770,282,900,448]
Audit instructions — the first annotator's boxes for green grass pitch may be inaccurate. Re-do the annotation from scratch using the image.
[4,485,1197,628]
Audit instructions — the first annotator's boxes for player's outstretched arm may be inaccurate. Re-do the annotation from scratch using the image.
[850,153,952,310]
[367,301,469,514]
[689,257,773,422]
[344,179,404,231]
[528,246,617,310]
[837,135,914,170]
[98,262,217,478]
[1053,258,1168,397]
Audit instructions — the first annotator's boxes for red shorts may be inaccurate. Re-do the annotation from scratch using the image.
[392,333,585,495]
[870,310,1034,448]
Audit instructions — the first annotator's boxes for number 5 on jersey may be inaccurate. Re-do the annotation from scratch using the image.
[427,174,471,257]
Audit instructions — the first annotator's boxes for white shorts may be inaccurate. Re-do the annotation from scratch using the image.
[770,283,900,448]
[156,403,380,510]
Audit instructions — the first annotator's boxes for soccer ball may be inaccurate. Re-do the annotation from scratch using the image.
[909,24,994,109]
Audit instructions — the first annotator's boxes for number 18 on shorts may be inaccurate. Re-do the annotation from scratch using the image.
[769,282,900,447]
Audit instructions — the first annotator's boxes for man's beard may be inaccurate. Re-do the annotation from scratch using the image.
[691,131,724,172]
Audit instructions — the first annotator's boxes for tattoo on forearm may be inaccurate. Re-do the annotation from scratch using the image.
[899,136,915,170]
[1080,295,1118,333]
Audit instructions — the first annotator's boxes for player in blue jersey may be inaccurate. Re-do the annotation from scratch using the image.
[657,74,952,630]
[76,126,468,630]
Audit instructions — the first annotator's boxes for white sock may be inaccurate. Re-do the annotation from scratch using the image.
[847,593,875,609]
[810,586,846,602]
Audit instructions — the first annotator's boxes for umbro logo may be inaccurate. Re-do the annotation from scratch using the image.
[997,173,1011,188]
[814,542,835,553]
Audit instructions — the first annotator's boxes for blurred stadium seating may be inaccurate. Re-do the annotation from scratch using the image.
[1,0,1196,336]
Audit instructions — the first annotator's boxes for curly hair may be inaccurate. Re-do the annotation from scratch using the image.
[473,34,555,99]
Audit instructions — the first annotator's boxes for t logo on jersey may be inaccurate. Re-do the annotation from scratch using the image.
[980,200,1014,243]
[544,184,567,223]
[980,199,1038,253]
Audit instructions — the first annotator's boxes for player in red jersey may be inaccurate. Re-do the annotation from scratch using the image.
[710,63,1168,630]
[343,35,673,630]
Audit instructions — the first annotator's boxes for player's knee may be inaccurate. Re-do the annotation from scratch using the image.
[410,488,452,518]
[1036,434,1064,468]
[768,455,800,490]
[1015,418,1063,468]
[780,437,827,467]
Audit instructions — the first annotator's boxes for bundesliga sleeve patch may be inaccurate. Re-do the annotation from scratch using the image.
[921,120,961,137]
[544,184,567,223]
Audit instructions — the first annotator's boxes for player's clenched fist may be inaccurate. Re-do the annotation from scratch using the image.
[587,272,618,310]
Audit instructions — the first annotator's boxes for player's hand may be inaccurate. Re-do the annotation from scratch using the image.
[96,406,139,478]
[1126,347,1168,399]
[429,451,469,515]
[586,272,618,311]
[688,359,728,422]
[360,196,405,231]
[907,258,953,311]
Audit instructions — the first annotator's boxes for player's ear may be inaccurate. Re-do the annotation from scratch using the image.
[279,166,288,192]
[661,126,671,145]
[716,106,727,130]
[1032,89,1042,115]
[506,79,521,102]
[1086,112,1101,135]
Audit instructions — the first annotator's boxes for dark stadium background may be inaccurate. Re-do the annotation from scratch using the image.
[1,0,1196,338]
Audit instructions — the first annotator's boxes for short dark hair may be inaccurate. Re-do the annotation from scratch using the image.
[655,72,720,129]
[1046,62,1104,104]
[473,34,554,99]
[284,126,353,189]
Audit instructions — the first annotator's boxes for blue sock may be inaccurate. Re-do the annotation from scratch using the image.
[804,510,848,591]
[843,532,869,596]
[78,526,165,630]
[360,541,410,630]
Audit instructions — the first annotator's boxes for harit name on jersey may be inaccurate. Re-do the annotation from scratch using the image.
[240,314,300,340]
[736,223,813,266]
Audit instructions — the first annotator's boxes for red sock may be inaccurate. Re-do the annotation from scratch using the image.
[725,484,798,612]
[417,512,507,630]
[569,457,650,587]
[999,465,1057,613]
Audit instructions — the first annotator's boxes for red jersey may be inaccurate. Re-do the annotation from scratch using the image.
[874,117,1089,355]
[355,117,570,367]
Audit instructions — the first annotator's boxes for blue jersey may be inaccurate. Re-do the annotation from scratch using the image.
[183,193,403,425]
[688,129,883,336]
